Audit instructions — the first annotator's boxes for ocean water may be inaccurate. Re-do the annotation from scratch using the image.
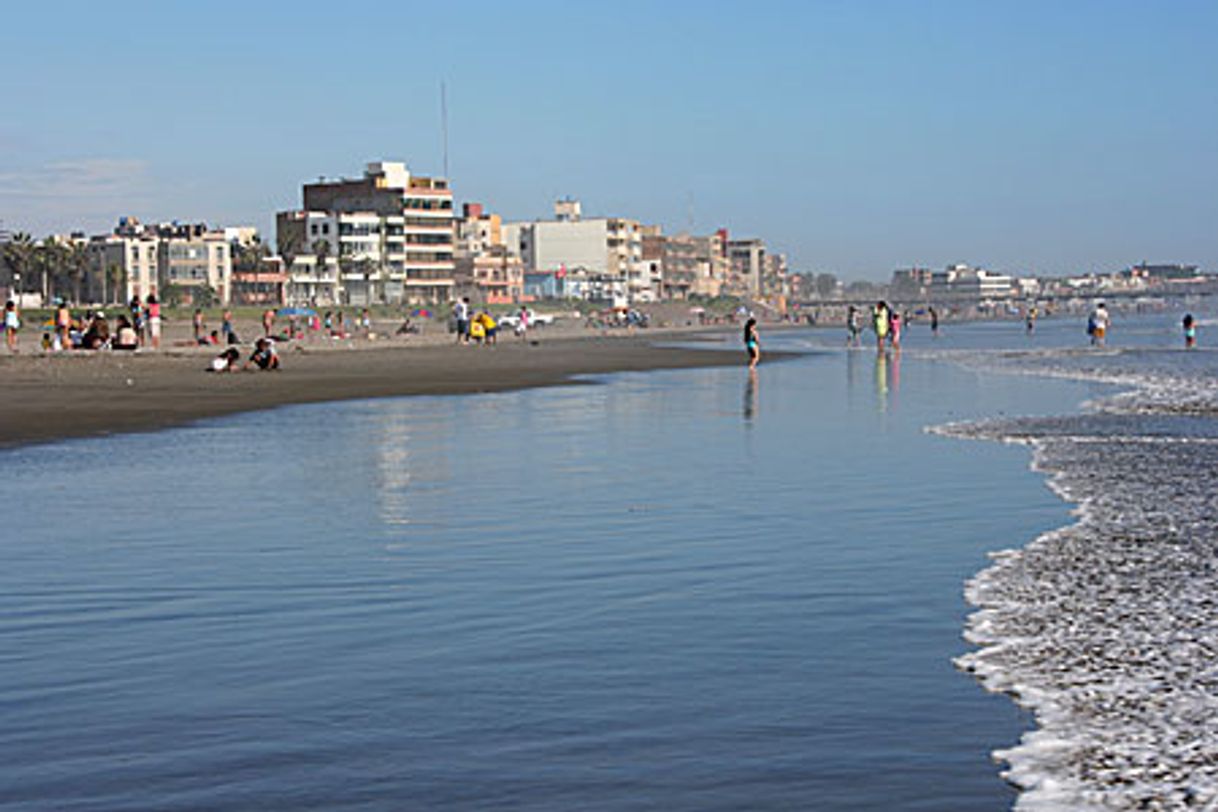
[0,312,1205,810]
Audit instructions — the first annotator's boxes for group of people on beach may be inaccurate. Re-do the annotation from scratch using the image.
[453,298,532,345]
[207,337,280,373]
[2,295,161,353]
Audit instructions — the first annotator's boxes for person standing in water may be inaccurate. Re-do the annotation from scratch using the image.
[889,308,903,350]
[846,305,861,347]
[873,301,890,352]
[1088,302,1111,346]
[1026,304,1038,334]
[1183,313,1197,349]
[743,316,760,369]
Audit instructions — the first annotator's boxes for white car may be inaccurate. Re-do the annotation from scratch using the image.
[498,309,554,328]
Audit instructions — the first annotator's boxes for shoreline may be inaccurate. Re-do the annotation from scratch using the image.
[0,329,787,449]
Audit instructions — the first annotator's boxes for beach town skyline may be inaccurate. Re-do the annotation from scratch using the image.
[1,1,1216,279]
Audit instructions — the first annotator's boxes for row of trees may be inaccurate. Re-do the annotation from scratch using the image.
[1,233,129,304]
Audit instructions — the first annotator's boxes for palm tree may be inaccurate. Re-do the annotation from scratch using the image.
[36,238,67,303]
[66,242,89,303]
[106,263,126,305]
[2,232,35,297]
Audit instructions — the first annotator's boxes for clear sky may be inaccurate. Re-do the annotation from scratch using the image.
[0,0,1214,280]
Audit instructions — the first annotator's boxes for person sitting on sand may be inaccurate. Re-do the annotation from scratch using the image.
[113,316,139,350]
[244,338,280,370]
[208,347,241,372]
[395,317,418,336]
[82,312,110,350]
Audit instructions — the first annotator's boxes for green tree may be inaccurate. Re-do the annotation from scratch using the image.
[814,273,839,299]
[2,232,35,295]
[106,263,126,304]
[193,284,219,309]
[36,238,67,302]
[161,283,186,308]
[66,242,89,303]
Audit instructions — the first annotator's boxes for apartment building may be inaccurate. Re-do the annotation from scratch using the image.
[509,199,649,303]
[280,161,455,305]
[727,238,766,297]
[85,217,233,304]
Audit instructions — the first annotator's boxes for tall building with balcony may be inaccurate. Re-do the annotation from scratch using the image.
[279,160,455,305]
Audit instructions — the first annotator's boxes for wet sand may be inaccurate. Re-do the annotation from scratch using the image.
[0,330,763,448]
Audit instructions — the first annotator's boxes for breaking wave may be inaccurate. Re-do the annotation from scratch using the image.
[933,347,1218,809]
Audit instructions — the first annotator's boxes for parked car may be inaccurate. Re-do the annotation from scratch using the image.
[498,309,554,328]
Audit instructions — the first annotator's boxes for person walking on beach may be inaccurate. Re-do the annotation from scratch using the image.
[222,308,236,345]
[744,316,760,369]
[516,306,530,340]
[192,308,205,343]
[929,305,940,337]
[1183,313,1197,349]
[1088,302,1111,346]
[872,301,890,352]
[889,309,903,350]
[846,305,861,346]
[453,298,470,344]
[128,296,144,346]
[146,293,161,350]
[4,300,19,352]
[262,308,275,337]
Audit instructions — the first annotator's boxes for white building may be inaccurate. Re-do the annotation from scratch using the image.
[280,161,454,304]
[508,199,650,302]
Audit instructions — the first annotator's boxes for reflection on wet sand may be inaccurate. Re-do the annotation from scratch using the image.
[743,369,758,421]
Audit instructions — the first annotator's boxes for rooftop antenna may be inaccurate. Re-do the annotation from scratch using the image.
[440,80,449,178]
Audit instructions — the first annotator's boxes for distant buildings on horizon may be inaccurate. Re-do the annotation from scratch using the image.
[0,155,1211,308]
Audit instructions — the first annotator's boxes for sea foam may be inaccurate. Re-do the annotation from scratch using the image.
[934,347,1218,809]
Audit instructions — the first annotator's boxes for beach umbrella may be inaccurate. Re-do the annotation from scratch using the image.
[411,308,432,318]
[277,306,316,317]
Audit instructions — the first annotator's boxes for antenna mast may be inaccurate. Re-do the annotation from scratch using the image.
[440,81,449,178]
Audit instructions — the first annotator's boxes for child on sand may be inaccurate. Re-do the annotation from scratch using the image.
[4,300,19,352]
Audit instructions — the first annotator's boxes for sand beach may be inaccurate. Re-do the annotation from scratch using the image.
[0,318,756,447]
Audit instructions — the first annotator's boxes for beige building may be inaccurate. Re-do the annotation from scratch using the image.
[85,218,233,304]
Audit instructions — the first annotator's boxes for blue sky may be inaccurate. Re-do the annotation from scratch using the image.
[0,0,1214,279]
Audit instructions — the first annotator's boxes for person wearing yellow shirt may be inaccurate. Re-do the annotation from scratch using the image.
[469,318,486,344]
[478,311,498,345]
